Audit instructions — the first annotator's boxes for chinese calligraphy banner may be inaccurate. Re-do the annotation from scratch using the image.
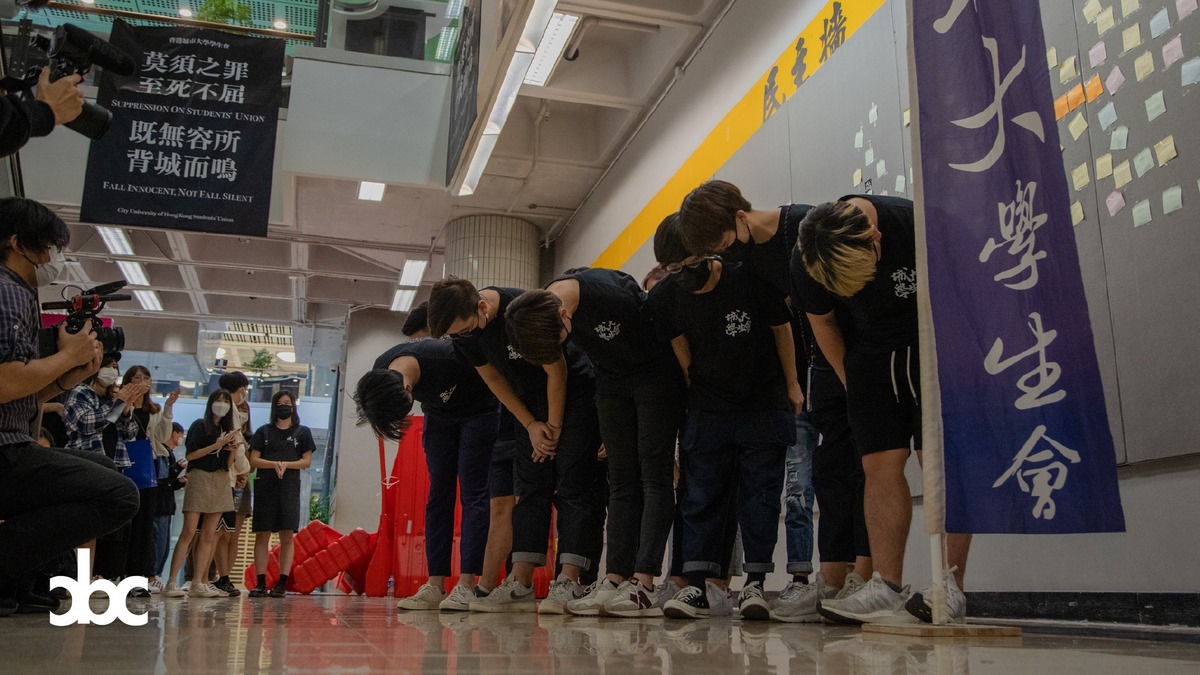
[911,1,1124,533]
[80,20,284,236]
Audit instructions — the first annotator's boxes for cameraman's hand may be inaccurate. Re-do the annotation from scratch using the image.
[35,67,84,126]
[59,323,100,368]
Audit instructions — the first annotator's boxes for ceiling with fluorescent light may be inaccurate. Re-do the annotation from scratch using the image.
[32,0,728,355]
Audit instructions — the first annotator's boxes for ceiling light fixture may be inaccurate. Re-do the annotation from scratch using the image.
[358,181,386,201]
[179,8,193,17]
[133,290,163,311]
[96,226,134,256]
[391,289,417,313]
[524,13,577,86]
[446,0,464,20]
[435,26,460,61]
[276,351,297,363]
[116,260,150,286]
[399,260,428,287]
[457,0,558,196]
[273,20,287,30]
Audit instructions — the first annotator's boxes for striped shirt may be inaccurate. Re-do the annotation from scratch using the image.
[0,264,42,447]
[62,384,138,466]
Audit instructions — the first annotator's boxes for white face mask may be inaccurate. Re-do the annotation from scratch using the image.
[212,402,231,418]
[35,249,67,287]
[96,367,119,387]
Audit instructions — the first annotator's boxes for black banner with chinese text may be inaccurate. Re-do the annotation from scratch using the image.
[80,20,284,236]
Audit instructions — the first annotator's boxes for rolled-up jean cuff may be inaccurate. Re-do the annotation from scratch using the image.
[558,553,591,570]
[682,561,721,576]
[787,562,814,574]
[743,562,776,574]
[512,552,547,567]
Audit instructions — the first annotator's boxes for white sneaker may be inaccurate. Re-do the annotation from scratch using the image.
[705,581,733,617]
[180,581,191,593]
[604,579,664,618]
[398,582,446,611]
[904,567,967,624]
[655,580,682,610]
[538,576,584,615]
[817,572,915,625]
[770,573,833,623]
[189,582,221,598]
[164,582,186,598]
[738,581,770,621]
[565,578,619,616]
[438,584,478,612]
[835,571,866,600]
[148,578,165,594]
[470,577,535,613]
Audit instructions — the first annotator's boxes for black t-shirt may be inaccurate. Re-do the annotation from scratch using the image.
[249,423,316,485]
[374,339,497,418]
[553,268,678,391]
[792,195,917,353]
[185,419,230,473]
[647,262,792,413]
[452,287,594,408]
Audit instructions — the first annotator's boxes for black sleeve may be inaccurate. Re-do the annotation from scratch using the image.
[0,95,55,157]
[646,283,682,342]
[298,427,316,456]
[452,337,488,368]
[248,426,267,452]
[790,247,838,316]
[184,421,205,453]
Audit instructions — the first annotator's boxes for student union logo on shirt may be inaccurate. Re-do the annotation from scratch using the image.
[50,549,148,626]
[892,268,917,299]
[725,310,751,337]
[594,321,621,341]
[439,385,457,403]
[507,344,523,360]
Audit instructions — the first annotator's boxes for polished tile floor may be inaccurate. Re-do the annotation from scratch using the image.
[2,595,1199,674]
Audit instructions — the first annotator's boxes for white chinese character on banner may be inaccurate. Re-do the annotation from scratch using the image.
[164,79,191,98]
[211,158,238,182]
[129,121,158,145]
[980,180,1048,290]
[169,55,196,75]
[196,57,222,78]
[142,51,168,73]
[157,123,185,148]
[933,0,972,34]
[983,312,1065,410]
[192,82,219,101]
[154,152,182,177]
[993,424,1081,520]
[138,78,163,95]
[127,149,154,173]
[223,61,250,81]
[186,128,214,151]
[218,85,246,104]
[183,156,210,179]
[213,130,242,153]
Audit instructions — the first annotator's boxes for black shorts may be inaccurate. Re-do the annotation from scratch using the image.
[845,345,922,456]
[489,437,516,499]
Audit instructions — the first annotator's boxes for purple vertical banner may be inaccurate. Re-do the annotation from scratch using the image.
[911,1,1124,533]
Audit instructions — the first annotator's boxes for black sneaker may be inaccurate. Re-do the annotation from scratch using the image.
[269,582,286,598]
[663,585,710,619]
[15,590,61,613]
[248,586,268,598]
[0,597,18,617]
[128,587,152,599]
[216,579,240,597]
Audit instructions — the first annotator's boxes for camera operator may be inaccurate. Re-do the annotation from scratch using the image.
[0,197,139,616]
[0,67,84,157]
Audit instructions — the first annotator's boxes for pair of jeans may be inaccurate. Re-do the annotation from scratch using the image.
[511,387,603,570]
[0,444,139,589]
[594,375,684,578]
[421,408,499,577]
[809,367,871,562]
[678,409,794,576]
[784,411,818,574]
[152,513,172,576]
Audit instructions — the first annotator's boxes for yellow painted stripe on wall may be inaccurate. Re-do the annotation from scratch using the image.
[591,0,888,270]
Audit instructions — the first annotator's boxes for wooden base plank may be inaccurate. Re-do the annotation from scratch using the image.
[862,622,1023,641]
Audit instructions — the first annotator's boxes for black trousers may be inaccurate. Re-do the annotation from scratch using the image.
[809,367,871,562]
[0,443,139,591]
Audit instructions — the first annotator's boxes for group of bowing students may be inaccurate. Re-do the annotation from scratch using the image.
[353,180,970,625]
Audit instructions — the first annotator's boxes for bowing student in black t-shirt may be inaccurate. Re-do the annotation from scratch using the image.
[506,267,685,617]
[246,391,315,598]
[427,278,603,615]
[353,338,499,611]
[679,179,872,619]
[793,195,970,626]
[646,214,800,622]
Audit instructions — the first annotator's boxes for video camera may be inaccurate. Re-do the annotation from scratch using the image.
[38,279,128,358]
[0,22,136,140]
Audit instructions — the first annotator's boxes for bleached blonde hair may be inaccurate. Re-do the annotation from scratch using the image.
[797,200,877,297]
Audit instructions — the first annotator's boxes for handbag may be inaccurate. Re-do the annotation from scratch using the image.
[122,438,158,489]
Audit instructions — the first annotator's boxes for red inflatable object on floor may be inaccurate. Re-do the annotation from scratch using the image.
[244,521,371,593]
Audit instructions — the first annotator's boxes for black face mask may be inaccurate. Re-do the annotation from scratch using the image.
[720,236,751,262]
[674,263,712,293]
[275,406,294,420]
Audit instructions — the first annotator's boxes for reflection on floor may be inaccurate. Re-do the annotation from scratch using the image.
[2,595,1199,674]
